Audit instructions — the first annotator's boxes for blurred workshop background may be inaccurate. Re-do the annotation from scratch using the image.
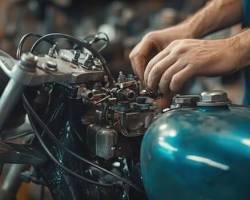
[0,0,244,199]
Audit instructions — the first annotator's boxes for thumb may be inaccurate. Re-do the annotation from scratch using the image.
[130,39,157,80]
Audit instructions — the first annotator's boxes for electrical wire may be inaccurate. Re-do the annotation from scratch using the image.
[17,33,41,59]
[95,32,110,52]
[30,33,79,53]
[16,33,55,59]
[24,102,114,187]
[23,95,143,192]
[2,130,34,141]
[84,32,110,52]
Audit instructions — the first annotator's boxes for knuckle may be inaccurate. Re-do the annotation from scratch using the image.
[153,63,162,71]
[147,68,164,89]
[147,58,155,69]
[130,51,142,61]
[144,32,157,41]
[150,63,164,78]
[159,81,168,94]
[173,39,189,48]
[129,47,138,59]
[147,77,154,89]
[167,40,182,51]
[147,75,157,90]
[171,74,181,90]
[147,67,159,82]
[187,64,196,73]
[129,51,135,59]
[129,47,140,58]
[159,73,169,91]
[170,39,181,46]
[174,46,186,55]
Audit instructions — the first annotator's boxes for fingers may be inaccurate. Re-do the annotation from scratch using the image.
[155,95,172,109]
[129,38,157,80]
[158,64,194,95]
[144,39,187,91]
[158,61,186,94]
[144,49,170,84]
[169,66,194,92]
[130,36,197,96]
[145,54,177,91]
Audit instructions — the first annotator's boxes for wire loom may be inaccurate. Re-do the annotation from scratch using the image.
[23,94,143,192]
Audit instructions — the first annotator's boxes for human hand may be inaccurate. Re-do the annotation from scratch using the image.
[129,24,192,80]
[144,38,240,95]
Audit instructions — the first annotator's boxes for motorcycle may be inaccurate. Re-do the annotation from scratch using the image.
[1,32,250,200]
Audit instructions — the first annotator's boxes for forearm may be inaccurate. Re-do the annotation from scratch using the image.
[182,0,243,38]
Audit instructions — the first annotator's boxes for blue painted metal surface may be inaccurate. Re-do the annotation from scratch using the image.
[141,105,250,200]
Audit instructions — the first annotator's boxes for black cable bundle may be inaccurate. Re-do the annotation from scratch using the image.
[23,94,143,192]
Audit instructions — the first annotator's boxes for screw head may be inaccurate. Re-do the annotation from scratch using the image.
[46,60,57,71]
[21,53,37,63]
[20,53,37,71]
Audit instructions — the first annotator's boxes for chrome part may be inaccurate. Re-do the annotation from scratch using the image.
[0,79,24,130]
[198,90,230,106]
[172,94,200,108]
[20,53,37,72]
[0,50,17,76]
[86,124,118,160]
[45,60,57,71]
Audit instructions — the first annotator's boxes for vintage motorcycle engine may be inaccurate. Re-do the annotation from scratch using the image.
[0,32,161,200]
[48,48,161,199]
[1,32,160,200]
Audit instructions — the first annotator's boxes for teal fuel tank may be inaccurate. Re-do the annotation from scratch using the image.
[141,91,250,200]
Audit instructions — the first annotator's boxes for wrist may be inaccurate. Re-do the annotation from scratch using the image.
[156,24,195,48]
[228,34,250,69]
[175,23,196,38]
[171,20,205,39]
[182,18,208,39]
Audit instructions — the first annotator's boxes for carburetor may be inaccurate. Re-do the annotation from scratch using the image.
[80,71,160,160]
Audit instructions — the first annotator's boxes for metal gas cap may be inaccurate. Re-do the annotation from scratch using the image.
[197,90,230,106]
